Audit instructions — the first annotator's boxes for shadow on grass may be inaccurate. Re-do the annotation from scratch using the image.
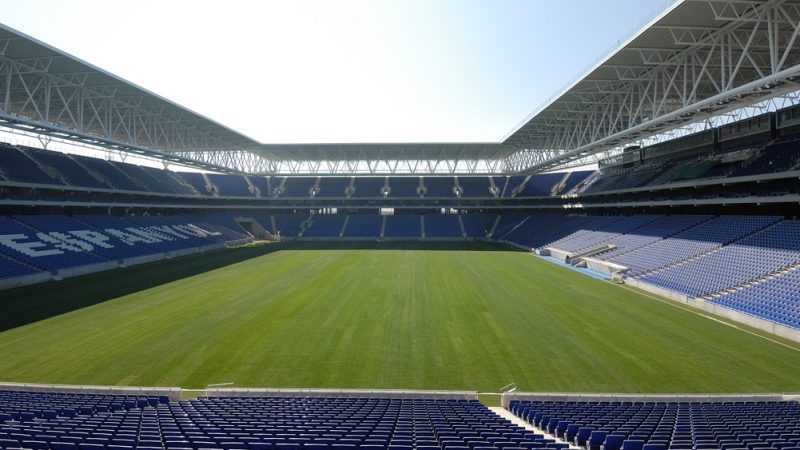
[0,240,521,333]
[0,244,283,333]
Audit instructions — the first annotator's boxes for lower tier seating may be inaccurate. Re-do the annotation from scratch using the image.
[0,214,252,279]
[2,390,800,450]
[510,399,800,450]
[0,391,548,450]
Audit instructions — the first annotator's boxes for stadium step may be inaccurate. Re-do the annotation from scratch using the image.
[568,170,601,196]
[510,175,532,197]
[490,407,580,449]
[66,154,115,189]
[310,176,321,197]
[105,160,147,191]
[496,215,530,241]
[166,170,201,195]
[242,175,261,197]
[20,147,69,185]
[551,171,571,196]
[457,215,467,239]
[273,176,288,197]
[345,176,356,198]
[488,176,500,197]
[339,216,349,238]
[488,215,502,238]
[270,215,278,235]
[200,172,219,196]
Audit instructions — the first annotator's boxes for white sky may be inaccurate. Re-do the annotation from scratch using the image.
[1,0,672,144]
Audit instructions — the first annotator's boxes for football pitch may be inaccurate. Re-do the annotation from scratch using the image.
[1,241,799,393]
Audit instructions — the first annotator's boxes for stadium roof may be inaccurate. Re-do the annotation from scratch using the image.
[1,0,799,175]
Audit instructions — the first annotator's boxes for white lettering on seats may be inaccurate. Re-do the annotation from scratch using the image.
[0,233,63,257]
[36,233,90,252]
[148,225,190,240]
[104,228,158,245]
[69,230,115,249]
[126,228,170,242]
[173,224,206,237]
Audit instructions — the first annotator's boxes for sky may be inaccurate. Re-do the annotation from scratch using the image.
[0,0,673,144]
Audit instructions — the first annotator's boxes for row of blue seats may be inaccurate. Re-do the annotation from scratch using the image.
[510,399,800,450]
[581,138,800,195]
[707,267,800,329]
[0,143,588,199]
[639,221,800,298]
[0,392,546,450]
[0,214,252,277]
[270,214,496,239]
[494,214,800,329]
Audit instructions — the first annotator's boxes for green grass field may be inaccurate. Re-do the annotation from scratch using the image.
[1,241,799,393]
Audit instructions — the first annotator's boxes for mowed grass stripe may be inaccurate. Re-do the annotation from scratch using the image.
[0,241,799,393]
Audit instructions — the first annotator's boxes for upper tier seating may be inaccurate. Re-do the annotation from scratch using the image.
[248,176,270,198]
[639,220,800,297]
[351,177,386,198]
[422,177,455,197]
[206,173,253,197]
[501,176,527,197]
[730,140,800,177]
[69,155,143,191]
[559,170,593,194]
[517,173,564,196]
[423,214,462,238]
[108,162,169,192]
[315,177,350,198]
[0,144,64,185]
[24,147,109,189]
[139,167,196,195]
[510,399,800,450]
[179,172,214,196]
[279,177,316,197]
[457,177,493,197]
[388,178,420,197]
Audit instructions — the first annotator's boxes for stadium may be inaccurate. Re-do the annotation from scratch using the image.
[2,1,800,450]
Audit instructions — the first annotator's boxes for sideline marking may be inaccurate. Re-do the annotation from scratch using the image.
[531,248,800,353]
[615,282,800,353]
